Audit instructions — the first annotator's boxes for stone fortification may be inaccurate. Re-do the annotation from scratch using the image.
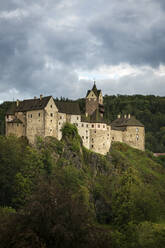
[5,84,145,155]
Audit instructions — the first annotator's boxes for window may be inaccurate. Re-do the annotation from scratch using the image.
[38,113,40,117]
[112,137,114,140]
[17,124,19,127]
[86,136,88,139]
[60,116,62,119]
[77,117,79,120]
[50,129,52,132]
[82,136,84,139]
[94,130,96,133]
[50,105,52,108]
[136,134,139,141]
[51,120,52,123]
[31,114,32,118]
[82,124,84,127]
[92,138,94,143]
[103,125,105,128]
[91,145,94,148]
[136,128,139,132]
[86,130,88,133]
[59,122,61,125]
[98,124,100,128]
[92,124,94,128]
[86,124,88,127]
[50,113,53,117]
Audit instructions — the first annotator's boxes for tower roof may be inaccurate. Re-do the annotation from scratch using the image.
[86,82,101,97]
[111,115,144,130]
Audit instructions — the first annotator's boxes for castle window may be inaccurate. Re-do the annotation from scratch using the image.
[86,130,88,133]
[103,125,105,128]
[82,136,84,139]
[86,136,88,139]
[92,138,94,143]
[112,137,114,140]
[91,145,94,148]
[98,124,100,128]
[38,113,40,117]
[82,124,84,127]
[136,134,139,141]
[50,129,52,132]
[17,124,19,127]
[50,113,53,117]
[86,124,88,127]
[76,123,78,127]
[51,120,52,123]
[60,116,62,119]
[107,134,109,136]
[77,117,79,120]
[50,105,52,108]
[31,114,32,118]
[94,130,96,133]
[59,122,61,125]
[92,124,94,128]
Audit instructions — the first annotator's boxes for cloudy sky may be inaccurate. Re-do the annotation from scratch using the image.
[0,0,165,102]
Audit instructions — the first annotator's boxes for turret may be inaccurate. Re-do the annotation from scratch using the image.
[85,81,104,117]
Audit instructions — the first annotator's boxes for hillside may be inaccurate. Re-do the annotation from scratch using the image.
[0,124,165,247]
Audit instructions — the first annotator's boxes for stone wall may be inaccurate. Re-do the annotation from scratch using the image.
[89,123,111,155]
[77,122,90,149]
[123,126,145,151]
[45,97,58,139]
[26,109,45,144]
[6,122,24,137]
[111,129,123,143]
[57,113,67,140]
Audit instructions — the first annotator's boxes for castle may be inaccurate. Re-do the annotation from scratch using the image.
[5,83,145,155]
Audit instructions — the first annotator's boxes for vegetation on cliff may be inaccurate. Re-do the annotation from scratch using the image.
[0,123,165,247]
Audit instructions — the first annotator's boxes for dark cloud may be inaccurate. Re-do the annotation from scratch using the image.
[0,0,165,102]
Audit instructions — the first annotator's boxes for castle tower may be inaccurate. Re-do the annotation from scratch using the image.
[85,82,104,117]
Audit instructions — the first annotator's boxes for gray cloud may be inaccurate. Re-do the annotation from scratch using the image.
[0,0,165,102]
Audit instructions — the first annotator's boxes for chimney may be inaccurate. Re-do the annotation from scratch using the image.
[128,114,131,119]
[117,114,121,119]
[40,94,43,100]
[34,96,37,99]
[124,114,127,119]
[16,99,19,107]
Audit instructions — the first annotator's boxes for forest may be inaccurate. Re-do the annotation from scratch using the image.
[0,123,165,247]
